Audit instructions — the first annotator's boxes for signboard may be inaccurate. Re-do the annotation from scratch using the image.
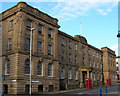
[31,81,39,83]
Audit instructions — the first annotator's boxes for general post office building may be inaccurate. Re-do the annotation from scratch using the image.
[0,2,116,94]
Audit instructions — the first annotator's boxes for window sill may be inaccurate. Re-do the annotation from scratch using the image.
[8,29,13,32]
[62,44,65,47]
[48,76,53,78]
[6,49,12,51]
[5,74,10,76]
[37,75,43,76]
[25,74,30,76]
[75,79,78,81]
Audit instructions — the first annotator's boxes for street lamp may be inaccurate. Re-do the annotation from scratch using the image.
[30,25,35,95]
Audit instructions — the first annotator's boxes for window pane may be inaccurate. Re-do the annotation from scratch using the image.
[62,52,64,59]
[26,38,30,50]
[61,68,64,79]
[62,38,64,45]
[38,24,42,34]
[8,38,12,50]
[75,43,77,50]
[48,63,52,76]
[0,25,1,31]
[48,45,51,55]
[68,69,71,79]
[75,71,78,80]
[38,42,42,52]
[69,41,71,48]
[48,29,52,38]
[9,20,13,30]
[27,19,32,27]
[5,59,10,75]
[37,61,42,75]
[25,59,30,74]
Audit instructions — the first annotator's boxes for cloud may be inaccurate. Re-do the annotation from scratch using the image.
[97,9,108,15]
[48,1,118,21]
[109,44,118,50]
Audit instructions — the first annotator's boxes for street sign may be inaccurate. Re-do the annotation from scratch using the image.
[31,81,39,83]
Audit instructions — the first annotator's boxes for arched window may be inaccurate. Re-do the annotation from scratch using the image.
[5,59,10,75]
[37,61,42,76]
[48,63,52,77]
[60,67,64,79]
[25,59,30,75]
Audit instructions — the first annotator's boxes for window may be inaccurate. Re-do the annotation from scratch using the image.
[26,38,30,50]
[38,24,42,34]
[83,57,85,65]
[62,38,64,46]
[93,51,94,56]
[82,46,84,52]
[25,59,30,75]
[97,61,99,68]
[93,62,95,67]
[69,41,71,48]
[48,28,52,38]
[88,49,90,55]
[61,68,64,79]
[97,53,98,58]
[0,25,1,31]
[27,19,32,28]
[75,55,77,63]
[69,54,71,62]
[8,38,12,50]
[93,72,95,81]
[75,43,77,50]
[62,52,64,59]
[75,71,78,80]
[48,45,52,55]
[68,69,71,79]
[9,20,13,30]
[117,67,119,71]
[5,59,10,75]
[48,63,52,77]
[37,42,42,53]
[37,61,42,76]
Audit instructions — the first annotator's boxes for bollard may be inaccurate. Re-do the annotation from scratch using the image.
[105,85,107,94]
[100,87,102,96]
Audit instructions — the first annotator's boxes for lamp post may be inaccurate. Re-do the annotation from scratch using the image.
[29,25,35,95]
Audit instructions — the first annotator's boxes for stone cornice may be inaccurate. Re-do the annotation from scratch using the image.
[58,30,103,53]
[0,2,60,28]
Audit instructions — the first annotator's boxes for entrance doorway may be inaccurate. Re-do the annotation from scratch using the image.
[38,85,43,92]
[4,84,8,94]
[25,85,29,94]
[49,85,53,92]
[82,71,87,87]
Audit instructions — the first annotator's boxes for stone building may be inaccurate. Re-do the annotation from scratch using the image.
[0,2,116,94]
[101,47,116,84]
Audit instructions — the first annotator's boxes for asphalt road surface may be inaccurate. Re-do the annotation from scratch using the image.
[5,83,120,96]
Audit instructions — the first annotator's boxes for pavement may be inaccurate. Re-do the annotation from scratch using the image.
[4,84,120,96]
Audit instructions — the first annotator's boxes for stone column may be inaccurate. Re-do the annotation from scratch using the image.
[87,71,89,78]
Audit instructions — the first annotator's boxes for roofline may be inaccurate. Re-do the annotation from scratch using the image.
[58,30,102,53]
[0,1,60,28]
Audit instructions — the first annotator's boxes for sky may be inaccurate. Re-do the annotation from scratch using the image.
[0,0,119,56]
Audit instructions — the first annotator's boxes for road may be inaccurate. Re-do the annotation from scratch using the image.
[5,83,120,96]
[59,83,120,96]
